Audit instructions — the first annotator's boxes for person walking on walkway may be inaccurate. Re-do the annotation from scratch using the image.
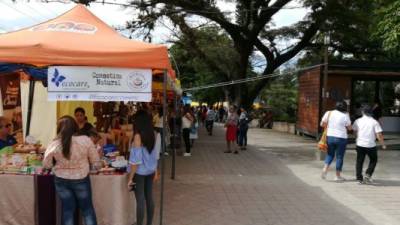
[238,107,250,150]
[190,107,199,147]
[182,105,194,157]
[127,110,161,225]
[43,116,99,225]
[320,101,352,181]
[205,106,216,136]
[225,106,239,154]
[218,106,225,123]
[353,104,386,184]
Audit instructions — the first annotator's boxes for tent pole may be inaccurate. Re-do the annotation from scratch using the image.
[159,69,167,225]
[171,92,176,180]
[26,80,35,136]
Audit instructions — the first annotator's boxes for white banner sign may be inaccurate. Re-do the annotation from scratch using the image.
[47,66,152,102]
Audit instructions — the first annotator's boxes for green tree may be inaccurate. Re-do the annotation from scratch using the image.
[375,1,400,53]
[169,26,249,105]
[76,0,344,108]
[75,0,397,108]
[260,71,298,122]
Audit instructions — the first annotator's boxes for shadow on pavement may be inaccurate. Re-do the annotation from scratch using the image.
[370,179,400,187]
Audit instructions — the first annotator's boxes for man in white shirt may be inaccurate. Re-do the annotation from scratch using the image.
[353,104,386,184]
[205,106,216,136]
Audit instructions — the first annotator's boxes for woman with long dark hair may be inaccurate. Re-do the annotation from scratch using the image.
[182,105,194,157]
[127,110,161,225]
[43,116,99,225]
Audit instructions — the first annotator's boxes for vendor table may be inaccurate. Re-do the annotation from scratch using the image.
[0,174,135,225]
[0,175,36,225]
[90,174,136,225]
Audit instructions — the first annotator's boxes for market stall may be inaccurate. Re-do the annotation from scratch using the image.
[0,4,176,225]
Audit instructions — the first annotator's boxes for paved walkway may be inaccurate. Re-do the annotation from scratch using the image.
[248,128,400,225]
[150,124,379,225]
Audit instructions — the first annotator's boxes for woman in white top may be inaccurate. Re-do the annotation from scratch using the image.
[320,101,352,181]
[182,105,194,156]
[353,104,386,184]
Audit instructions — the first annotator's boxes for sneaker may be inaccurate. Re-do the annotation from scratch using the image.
[364,175,373,184]
[334,176,346,182]
[233,151,239,154]
[164,152,169,156]
[183,153,191,157]
[357,179,364,185]
[321,171,327,180]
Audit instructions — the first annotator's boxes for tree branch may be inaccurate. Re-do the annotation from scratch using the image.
[275,21,320,67]
[254,38,274,66]
[131,0,247,44]
[169,14,230,81]
[249,0,292,40]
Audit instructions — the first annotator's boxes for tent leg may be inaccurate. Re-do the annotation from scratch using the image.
[159,70,167,225]
[171,93,176,180]
[26,80,35,136]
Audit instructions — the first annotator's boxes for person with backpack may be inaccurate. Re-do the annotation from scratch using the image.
[353,104,386,184]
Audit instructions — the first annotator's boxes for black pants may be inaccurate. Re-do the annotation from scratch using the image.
[205,120,214,135]
[134,173,155,225]
[182,128,191,153]
[356,146,378,181]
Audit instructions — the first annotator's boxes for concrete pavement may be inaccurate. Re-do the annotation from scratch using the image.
[147,124,392,225]
[249,128,400,225]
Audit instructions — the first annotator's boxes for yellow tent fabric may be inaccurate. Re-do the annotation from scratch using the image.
[57,101,96,125]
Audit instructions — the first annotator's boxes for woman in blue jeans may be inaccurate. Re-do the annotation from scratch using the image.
[43,116,100,225]
[320,101,352,181]
[128,110,160,225]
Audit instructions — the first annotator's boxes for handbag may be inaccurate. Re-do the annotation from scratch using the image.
[318,111,331,152]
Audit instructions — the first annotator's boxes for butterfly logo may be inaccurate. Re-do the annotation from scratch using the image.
[51,68,66,87]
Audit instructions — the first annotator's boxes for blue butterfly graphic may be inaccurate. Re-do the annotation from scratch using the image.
[51,68,66,87]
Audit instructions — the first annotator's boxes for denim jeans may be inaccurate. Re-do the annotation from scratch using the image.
[238,125,248,147]
[54,176,97,225]
[134,173,155,225]
[325,136,347,172]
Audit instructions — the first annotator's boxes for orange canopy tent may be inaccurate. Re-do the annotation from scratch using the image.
[0,4,178,132]
[0,4,172,70]
[0,5,174,222]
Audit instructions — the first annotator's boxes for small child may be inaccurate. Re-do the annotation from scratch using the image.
[87,129,103,157]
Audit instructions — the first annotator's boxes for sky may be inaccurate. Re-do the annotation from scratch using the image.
[0,0,308,71]
[0,0,308,44]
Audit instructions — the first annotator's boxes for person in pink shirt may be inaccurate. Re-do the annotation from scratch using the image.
[43,115,99,225]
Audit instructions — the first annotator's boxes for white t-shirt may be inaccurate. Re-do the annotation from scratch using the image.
[155,116,163,128]
[182,114,192,129]
[320,110,351,139]
[352,115,383,148]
